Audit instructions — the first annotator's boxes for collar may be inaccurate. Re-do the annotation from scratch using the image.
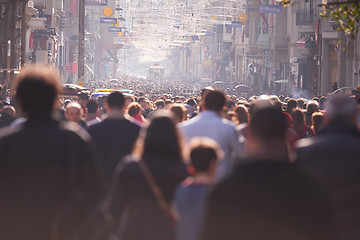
[247,148,290,163]
[104,110,131,121]
[200,110,220,118]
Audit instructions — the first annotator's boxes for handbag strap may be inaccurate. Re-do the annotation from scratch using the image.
[137,159,174,220]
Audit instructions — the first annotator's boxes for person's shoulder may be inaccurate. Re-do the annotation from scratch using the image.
[221,118,237,128]
[179,114,201,128]
[210,168,243,195]
[116,155,141,176]
[296,136,317,148]
[0,123,23,141]
[60,121,92,143]
[125,117,142,129]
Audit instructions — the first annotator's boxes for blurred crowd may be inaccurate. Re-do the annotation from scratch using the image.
[1,66,360,240]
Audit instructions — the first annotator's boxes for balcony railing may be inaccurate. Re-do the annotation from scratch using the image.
[296,10,314,26]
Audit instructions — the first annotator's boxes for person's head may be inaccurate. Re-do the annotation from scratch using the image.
[248,107,288,152]
[145,100,152,110]
[279,95,285,102]
[306,100,319,115]
[189,137,222,177]
[233,105,249,124]
[319,96,327,110]
[64,99,72,109]
[170,103,187,123]
[107,91,125,111]
[1,105,16,117]
[124,95,135,108]
[286,99,297,113]
[138,96,146,108]
[165,100,173,109]
[312,97,320,103]
[291,109,306,131]
[87,99,99,115]
[226,101,236,111]
[186,98,196,107]
[326,95,357,125]
[14,65,61,118]
[65,102,83,123]
[135,111,183,159]
[273,101,283,112]
[155,99,165,109]
[200,86,214,99]
[204,90,226,112]
[78,92,89,107]
[127,102,142,117]
[312,112,325,134]
[297,98,306,109]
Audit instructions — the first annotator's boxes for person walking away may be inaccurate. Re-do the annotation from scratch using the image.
[0,65,104,240]
[290,109,314,139]
[127,102,146,125]
[88,91,141,187]
[296,95,360,240]
[175,137,221,240]
[305,100,319,126]
[107,111,188,240]
[85,99,101,126]
[201,106,336,240]
[77,92,89,117]
[179,90,244,179]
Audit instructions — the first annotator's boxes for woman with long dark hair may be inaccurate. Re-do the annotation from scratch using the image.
[291,109,314,139]
[107,111,188,240]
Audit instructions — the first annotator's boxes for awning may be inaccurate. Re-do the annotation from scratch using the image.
[296,36,314,48]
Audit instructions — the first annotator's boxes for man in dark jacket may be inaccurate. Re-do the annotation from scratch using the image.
[88,91,141,187]
[201,107,335,240]
[0,66,104,240]
[296,95,360,240]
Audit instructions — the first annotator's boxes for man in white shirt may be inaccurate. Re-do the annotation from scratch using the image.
[179,89,244,178]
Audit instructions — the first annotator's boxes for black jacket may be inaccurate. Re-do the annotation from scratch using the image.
[108,154,188,240]
[88,115,141,187]
[202,160,335,240]
[296,121,360,240]
[0,117,103,240]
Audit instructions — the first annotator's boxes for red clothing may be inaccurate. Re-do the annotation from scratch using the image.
[291,124,315,139]
[283,112,293,127]
[132,112,146,124]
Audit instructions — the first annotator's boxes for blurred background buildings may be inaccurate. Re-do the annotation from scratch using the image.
[0,0,359,96]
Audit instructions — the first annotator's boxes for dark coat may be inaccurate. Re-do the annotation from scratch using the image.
[88,116,141,187]
[296,121,360,240]
[201,160,336,240]
[0,117,103,240]
[109,154,188,240]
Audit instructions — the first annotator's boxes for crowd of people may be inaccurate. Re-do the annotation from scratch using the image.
[1,65,360,240]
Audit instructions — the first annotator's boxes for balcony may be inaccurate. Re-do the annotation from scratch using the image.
[296,10,314,26]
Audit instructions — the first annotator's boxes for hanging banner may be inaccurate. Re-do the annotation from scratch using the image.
[86,0,107,6]
[100,17,117,24]
[70,0,78,16]
[108,27,122,32]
